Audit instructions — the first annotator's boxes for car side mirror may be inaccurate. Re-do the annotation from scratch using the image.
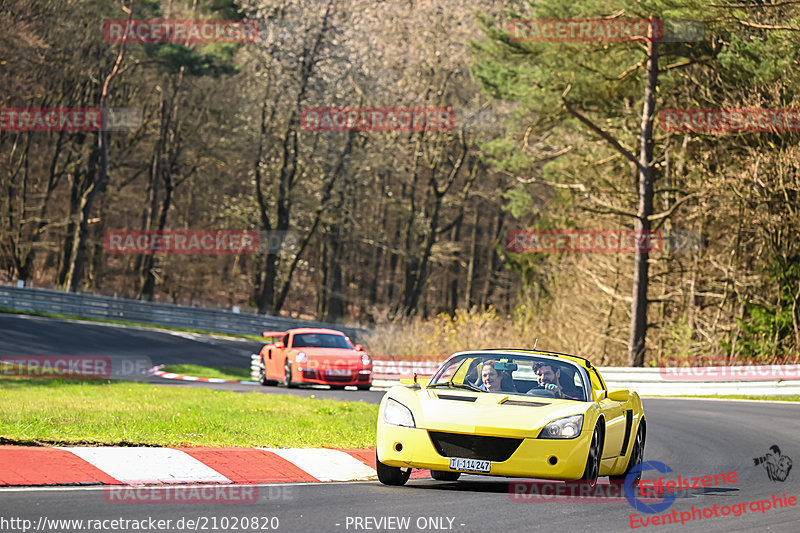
[274,341,284,349]
[593,389,607,401]
[607,389,630,402]
[355,344,363,351]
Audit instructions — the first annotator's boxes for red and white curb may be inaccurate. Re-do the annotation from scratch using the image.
[0,446,430,486]
[150,365,259,385]
[150,360,439,389]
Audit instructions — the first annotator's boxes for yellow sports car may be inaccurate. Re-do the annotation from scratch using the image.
[376,349,645,487]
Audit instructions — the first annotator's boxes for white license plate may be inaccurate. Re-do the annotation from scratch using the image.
[449,457,491,473]
[326,369,351,376]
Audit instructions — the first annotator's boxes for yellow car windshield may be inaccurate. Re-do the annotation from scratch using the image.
[427,353,588,401]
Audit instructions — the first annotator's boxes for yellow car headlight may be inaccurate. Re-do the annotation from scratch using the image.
[538,414,583,439]
[383,398,416,428]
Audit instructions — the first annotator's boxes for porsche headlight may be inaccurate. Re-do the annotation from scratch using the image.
[295,352,308,363]
[539,414,583,439]
[360,353,371,366]
[383,398,415,428]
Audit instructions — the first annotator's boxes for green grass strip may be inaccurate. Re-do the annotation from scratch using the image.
[0,380,378,448]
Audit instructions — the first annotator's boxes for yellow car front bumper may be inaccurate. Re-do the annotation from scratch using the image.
[377,422,592,480]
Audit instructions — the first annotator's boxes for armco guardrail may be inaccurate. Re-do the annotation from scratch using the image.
[0,285,368,339]
[600,365,800,396]
[251,357,800,396]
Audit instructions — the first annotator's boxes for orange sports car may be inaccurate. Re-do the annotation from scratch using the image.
[257,328,372,390]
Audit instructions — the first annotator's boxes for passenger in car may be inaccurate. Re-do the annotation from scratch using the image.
[480,359,516,392]
[532,361,582,400]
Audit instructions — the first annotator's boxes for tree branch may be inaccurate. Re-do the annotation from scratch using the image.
[561,89,645,174]
[648,193,699,226]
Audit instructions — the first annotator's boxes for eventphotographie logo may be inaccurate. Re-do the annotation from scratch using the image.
[625,461,677,514]
[629,496,797,529]
[754,445,793,482]
[103,20,259,43]
[301,108,456,132]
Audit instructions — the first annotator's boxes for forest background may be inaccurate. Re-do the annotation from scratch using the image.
[2,0,799,366]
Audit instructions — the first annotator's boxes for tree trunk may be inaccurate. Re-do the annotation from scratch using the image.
[63,6,131,292]
[465,208,479,309]
[628,28,659,367]
[447,215,462,314]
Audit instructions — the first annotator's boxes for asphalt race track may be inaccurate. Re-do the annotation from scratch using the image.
[0,313,380,402]
[1,314,799,532]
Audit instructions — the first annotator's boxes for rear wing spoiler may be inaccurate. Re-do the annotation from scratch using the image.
[262,331,285,339]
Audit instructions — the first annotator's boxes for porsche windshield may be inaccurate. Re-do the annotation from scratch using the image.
[427,353,588,401]
[291,333,353,349]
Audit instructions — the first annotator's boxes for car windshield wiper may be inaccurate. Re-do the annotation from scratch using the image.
[427,381,482,392]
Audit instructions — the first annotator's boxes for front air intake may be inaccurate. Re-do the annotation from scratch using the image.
[428,431,522,462]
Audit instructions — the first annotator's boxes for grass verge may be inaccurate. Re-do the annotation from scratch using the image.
[0,307,264,341]
[0,380,377,447]
[160,364,251,381]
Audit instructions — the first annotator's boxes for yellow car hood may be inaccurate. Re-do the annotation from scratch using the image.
[415,389,588,439]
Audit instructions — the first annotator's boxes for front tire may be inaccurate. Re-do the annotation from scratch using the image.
[610,422,645,487]
[579,426,602,488]
[430,470,461,481]
[376,451,411,486]
[357,384,371,391]
[283,360,297,388]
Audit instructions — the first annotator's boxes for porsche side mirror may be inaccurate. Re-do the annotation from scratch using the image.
[355,344,363,351]
[274,341,285,349]
[607,389,630,402]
